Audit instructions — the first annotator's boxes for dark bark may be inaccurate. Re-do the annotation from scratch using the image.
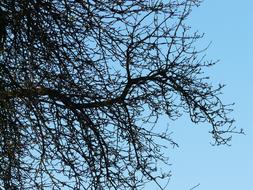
[0,0,241,189]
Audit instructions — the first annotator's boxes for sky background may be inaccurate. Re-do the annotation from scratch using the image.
[155,0,253,190]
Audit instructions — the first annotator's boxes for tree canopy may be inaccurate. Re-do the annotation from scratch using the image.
[0,0,240,189]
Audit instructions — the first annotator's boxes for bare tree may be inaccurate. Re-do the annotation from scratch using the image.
[0,0,241,189]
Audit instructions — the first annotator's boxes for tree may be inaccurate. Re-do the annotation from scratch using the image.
[0,0,241,189]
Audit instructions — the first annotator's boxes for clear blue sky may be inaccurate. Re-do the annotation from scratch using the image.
[154,1,253,190]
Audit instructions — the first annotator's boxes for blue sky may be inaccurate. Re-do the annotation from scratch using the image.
[159,1,253,190]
